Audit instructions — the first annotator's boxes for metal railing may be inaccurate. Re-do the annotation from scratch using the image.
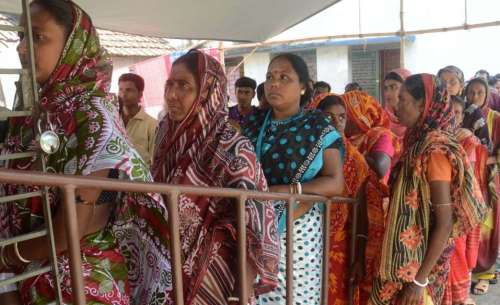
[0,0,63,302]
[0,168,359,305]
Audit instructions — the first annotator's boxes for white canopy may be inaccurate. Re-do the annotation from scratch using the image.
[0,0,341,42]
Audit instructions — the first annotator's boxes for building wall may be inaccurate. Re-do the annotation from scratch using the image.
[110,55,152,94]
[241,52,269,106]
[0,46,21,109]
[404,27,500,79]
[316,46,349,94]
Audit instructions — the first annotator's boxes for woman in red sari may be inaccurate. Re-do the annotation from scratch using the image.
[316,95,370,305]
[340,91,401,305]
[152,50,280,305]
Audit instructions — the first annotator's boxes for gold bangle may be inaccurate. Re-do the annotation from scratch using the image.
[14,243,31,264]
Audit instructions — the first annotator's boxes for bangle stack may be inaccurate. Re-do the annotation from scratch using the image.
[289,182,302,195]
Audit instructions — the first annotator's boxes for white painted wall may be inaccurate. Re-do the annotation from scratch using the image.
[404,27,500,79]
[242,52,270,106]
[0,46,21,109]
[316,46,349,93]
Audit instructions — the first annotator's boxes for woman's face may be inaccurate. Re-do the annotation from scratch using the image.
[451,102,464,126]
[324,104,347,134]
[383,79,403,111]
[17,4,67,85]
[164,63,199,122]
[396,85,424,128]
[264,57,304,112]
[466,82,487,108]
[439,72,463,96]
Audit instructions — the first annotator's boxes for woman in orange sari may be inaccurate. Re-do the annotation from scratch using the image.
[316,94,370,305]
[340,91,401,305]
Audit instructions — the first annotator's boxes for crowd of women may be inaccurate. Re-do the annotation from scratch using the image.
[0,1,498,305]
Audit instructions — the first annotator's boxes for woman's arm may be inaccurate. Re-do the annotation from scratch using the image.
[269,148,344,219]
[365,151,391,179]
[0,169,112,271]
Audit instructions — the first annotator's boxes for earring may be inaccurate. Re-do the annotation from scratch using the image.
[300,90,305,95]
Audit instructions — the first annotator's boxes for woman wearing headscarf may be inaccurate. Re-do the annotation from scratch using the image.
[0,1,171,304]
[153,50,280,305]
[369,74,486,305]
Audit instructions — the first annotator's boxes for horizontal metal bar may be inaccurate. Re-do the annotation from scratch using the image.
[0,152,36,161]
[0,229,47,247]
[0,111,31,119]
[0,169,356,204]
[0,190,42,203]
[0,68,23,75]
[0,24,24,32]
[0,266,51,287]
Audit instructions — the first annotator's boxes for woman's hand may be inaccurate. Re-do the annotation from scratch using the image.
[398,283,424,305]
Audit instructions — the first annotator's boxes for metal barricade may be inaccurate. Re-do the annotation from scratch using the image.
[0,168,359,305]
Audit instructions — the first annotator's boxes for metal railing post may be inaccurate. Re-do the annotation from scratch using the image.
[237,195,248,305]
[286,197,295,305]
[167,191,185,305]
[322,200,332,305]
[61,185,85,305]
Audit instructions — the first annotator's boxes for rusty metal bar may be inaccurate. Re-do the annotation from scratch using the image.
[0,24,24,32]
[0,190,41,203]
[348,197,360,305]
[0,266,51,287]
[0,229,47,247]
[167,191,185,305]
[0,152,36,161]
[61,185,85,305]
[0,68,23,75]
[0,111,32,119]
[286,197,295,305]
[0,169,355,204]
[237,195,248,305]
[22,0,39,106]
[322,200,332,305]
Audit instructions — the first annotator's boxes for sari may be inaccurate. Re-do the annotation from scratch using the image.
[328,138,369,305]
[369,74,487,305]
[466,98,500,281]
[341,91,401,305]
[152,50,279,305]
[442,130,483,305]
[243,109,343,305]
[0,5,171,305]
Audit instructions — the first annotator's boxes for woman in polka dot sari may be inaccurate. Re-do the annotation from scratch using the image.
[243,53,344,305]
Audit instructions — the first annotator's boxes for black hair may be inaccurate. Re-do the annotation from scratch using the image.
[235,77,257,90]
[317,95,344,112]
[172,50,200,87]
[257,82,265,101]
[488,77,498,87]
[270,53,312,106]
[465,77,489,100]
[403,74,426,103]
[384,72,404,83]
[119,73,145,92]
[314,81,331,92]
[344,82,362,92]
[450,95,465,110]
[31,0,74,39]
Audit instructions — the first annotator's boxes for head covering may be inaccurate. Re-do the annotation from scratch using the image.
[437,65,465,85]
[306,92,339,110]
[403,74,455,148]
[153,50,279,302]
[341,91,390,133]
[371,74,487,305]
[1,4,171,304]
[386,68,412,83]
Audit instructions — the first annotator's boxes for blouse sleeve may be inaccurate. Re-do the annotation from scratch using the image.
[426,151,452,182]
